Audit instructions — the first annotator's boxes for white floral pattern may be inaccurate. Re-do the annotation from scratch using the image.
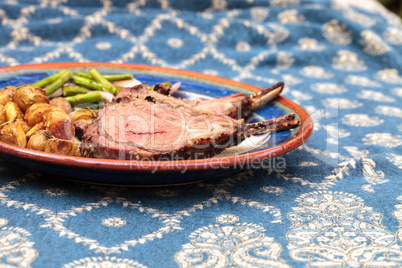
[261,186,284,194]
[175,215,290,267]
[250,7,269,22]
[63,257,146,268]
[278,9,304,24]
[377,68,402,84]
[297,37,325,51]
[392,88,402,97]
[311,83,348,94]
[343,9,377,27]
[342,114,384,127]
[383,27,402,45]
[363,133,402,148]
[322,98,362,109]
[288,191,402,267]
[357,90,395,102]
[43,187,68,196]
[102,217,127,227]
[375,105,402,118]
[386,153,402,169]
[0,222,38,267]
[277,52,294,69]
[269,0,300,7]
[332,50,367,71]
[360,30,391,56]
[345,75,381,87]
[323,20,352,45]
[300,66,334,79]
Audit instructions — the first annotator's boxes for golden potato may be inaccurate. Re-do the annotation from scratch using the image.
[50,97,72,113]
[45,107,74,140]
[0,104,7,125]
[44,138,81,156]
[27,130,51,151]
[15,119,31,134]
[70,109,97,123]
[24,103,52,127]
[26,122,45,139]
[14,85,49,112]
[0,86,16,106]
[0,122,27,147]
[5,102,24,122]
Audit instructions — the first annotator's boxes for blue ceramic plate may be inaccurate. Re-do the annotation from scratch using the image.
[0,63,313,186]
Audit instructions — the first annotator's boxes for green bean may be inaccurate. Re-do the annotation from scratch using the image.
[76,72,92,79]
[63,85,90,97]
[89,69,117,94]
[103,74,133,81]
[65,92,102,106]
[31,70,67,88]
[77,72,133,81]
[45,71,73,95]
[71,75,109,92]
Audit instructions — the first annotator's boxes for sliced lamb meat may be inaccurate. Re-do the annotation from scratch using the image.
[81,94,299,160]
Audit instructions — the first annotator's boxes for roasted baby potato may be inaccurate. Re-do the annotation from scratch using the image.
[0,104,7,125]
[24,103,53,127]
[27,130,51,151]
[70,109,97,123]
[50,97,72,113]
[44,138,81,156]
[26,122,45,139]
[0,86,16,106]
[15,119,31,134]
[5,102,24,122]
[0,121,27,147]
[14,85,49,112]
[45,107,75,140]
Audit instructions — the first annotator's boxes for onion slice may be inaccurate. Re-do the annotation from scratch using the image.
[170,81,181,95]
[93,91,114,103]
[112,78,142,88]
[48,87,63,98]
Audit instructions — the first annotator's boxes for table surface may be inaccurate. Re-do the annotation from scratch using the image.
[0,0,401,267]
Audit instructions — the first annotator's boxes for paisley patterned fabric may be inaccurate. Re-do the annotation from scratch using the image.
[0,0,401,267]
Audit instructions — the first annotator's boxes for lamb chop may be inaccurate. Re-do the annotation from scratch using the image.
[114,82,284,120]
[81,90,298,160]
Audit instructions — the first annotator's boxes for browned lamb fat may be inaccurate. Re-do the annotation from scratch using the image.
[113,82,284,120]
[81,90,298,160]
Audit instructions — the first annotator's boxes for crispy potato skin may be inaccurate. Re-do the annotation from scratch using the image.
[15,119,31,134]
[26,122,45,139]
[0,87,82,156]
[25,103,52,127]
[44,138,81,156]
[25,104,74,140]
[14,85,49,112]
[0,121,27,147]
[0,86,16,106]
[50,97,72,113]
[5,102,24,122]
[0,104,7,125]
[27,130,51,151]
[70,109,97,123]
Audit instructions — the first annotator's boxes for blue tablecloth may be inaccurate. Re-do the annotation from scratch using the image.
[1,0,402,267]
